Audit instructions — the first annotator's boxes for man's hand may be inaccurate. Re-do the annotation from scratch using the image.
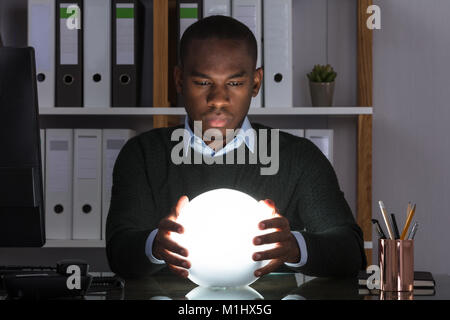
[152,195,191,278]
[252,199,300,277]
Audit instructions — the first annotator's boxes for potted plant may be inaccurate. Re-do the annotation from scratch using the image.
[307,64,337,106]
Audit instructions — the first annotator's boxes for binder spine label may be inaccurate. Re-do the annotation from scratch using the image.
[180,3,199,38]
[30,4,53,71]
[47,140,70,193]
[76,136,100,179]
[116,4,135,65]
[59,3,79,65]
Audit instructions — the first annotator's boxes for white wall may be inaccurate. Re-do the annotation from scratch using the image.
[373,0,450,275]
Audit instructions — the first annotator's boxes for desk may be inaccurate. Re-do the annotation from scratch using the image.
[86,269,450,300]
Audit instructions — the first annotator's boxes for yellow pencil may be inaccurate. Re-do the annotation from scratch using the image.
[400,203,416,240]
[407,202,411,219]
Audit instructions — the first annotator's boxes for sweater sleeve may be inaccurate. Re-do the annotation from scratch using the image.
[286,139,367,277]
[105,136,165,279]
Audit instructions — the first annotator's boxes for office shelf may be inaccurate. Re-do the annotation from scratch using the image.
[39,107,372,116]
[44,240,105,248]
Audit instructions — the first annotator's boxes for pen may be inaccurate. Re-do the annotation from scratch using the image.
[407,222,419,240]
[371,219,387,239]
[378,201,395,240]
[400,203,416,240]
[390,213,400,239]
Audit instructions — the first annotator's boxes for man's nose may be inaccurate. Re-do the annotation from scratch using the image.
[207,84,230,107]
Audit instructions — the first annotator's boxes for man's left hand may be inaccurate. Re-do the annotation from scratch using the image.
[252,199,300,277]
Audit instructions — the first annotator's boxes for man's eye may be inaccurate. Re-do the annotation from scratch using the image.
[228,81,243,87]
[195,81,210,86]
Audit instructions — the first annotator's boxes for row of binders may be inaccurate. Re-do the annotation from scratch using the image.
[28,0,154,109]
[179,0,294,108]
[28,0,294,109]
[40,128,135,240]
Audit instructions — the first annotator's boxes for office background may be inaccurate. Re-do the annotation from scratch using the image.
[0,0,448,276]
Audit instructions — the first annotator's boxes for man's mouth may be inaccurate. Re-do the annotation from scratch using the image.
[205,114,230,128]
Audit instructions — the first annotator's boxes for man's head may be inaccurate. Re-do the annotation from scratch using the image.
[174,15,263,142]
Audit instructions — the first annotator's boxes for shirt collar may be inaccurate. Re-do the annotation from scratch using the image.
[183,115,255,156]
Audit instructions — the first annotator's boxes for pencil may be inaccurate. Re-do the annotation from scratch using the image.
[400,203,416,240]
[378,201,395,240]
[407,202,411,219]
[407,222,419,240]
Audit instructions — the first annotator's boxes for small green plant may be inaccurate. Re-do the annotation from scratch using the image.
[307,64,337,83]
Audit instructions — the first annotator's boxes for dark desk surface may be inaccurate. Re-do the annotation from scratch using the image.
[88,269,450,300]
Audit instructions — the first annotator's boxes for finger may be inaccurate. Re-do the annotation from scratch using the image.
[167,264,189,278]
[159,249,191,269]
[254,259,283,277]
[253,245,286,261]
[174,195,189,218]
[258,217,289,231]
[158,236,189,257]
[254,231,290,245]
[261,199,281,216]
[158,218,184,234]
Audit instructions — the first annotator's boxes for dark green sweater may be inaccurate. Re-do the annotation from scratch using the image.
[106,122,367,279]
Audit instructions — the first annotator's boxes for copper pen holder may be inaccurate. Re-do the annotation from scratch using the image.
[379,239,414,292]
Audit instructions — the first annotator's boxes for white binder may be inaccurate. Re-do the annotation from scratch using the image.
[72,129,102,239]
[305,129,334,165]
[232,0,262,108]
[28,0,55,109]
[101,129,135,240]
[204,0,230,17]
[45,129,73,239]
[84,0,111,107]
[263,0,293,108]
[280,129,304,138]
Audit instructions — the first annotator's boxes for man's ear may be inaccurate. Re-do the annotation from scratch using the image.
[174,65,184,94]
[252,67,264,97]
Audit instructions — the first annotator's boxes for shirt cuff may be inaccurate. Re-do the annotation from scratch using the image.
[145,229,166,264]
[284,231,308,268]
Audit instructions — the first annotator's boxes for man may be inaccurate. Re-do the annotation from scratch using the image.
[106,15,366,279]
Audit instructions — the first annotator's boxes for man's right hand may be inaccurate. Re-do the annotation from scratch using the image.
[152,195,191,278]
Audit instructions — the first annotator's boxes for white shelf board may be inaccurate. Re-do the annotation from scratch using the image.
[44,240,105,248]
[39,107,372,116]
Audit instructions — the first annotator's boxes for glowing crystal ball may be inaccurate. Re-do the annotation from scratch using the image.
[171,188,275,288]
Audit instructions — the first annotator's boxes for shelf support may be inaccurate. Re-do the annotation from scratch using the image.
[357,0,373,266]
[153,0,170,128]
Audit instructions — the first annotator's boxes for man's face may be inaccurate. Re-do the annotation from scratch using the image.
[174,38,263,143]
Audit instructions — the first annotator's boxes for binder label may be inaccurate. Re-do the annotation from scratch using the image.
[30,4,52,71]
[180,4,199,38]
[60,3,79,65]
[48,140,71,193]
[233,5,257,35]
[76,136,100,180]
[116,4,135,65]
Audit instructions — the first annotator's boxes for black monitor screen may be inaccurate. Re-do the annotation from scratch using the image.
[0,47,45,247]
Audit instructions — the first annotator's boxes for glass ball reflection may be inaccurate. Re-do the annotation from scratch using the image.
[171,188,275,288]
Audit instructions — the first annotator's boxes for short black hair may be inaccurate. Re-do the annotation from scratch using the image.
[179,15,257,68]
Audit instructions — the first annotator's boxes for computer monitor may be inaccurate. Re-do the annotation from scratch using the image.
[0,47,45,247]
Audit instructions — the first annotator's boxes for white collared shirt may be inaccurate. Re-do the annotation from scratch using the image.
[182,115,255,157]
